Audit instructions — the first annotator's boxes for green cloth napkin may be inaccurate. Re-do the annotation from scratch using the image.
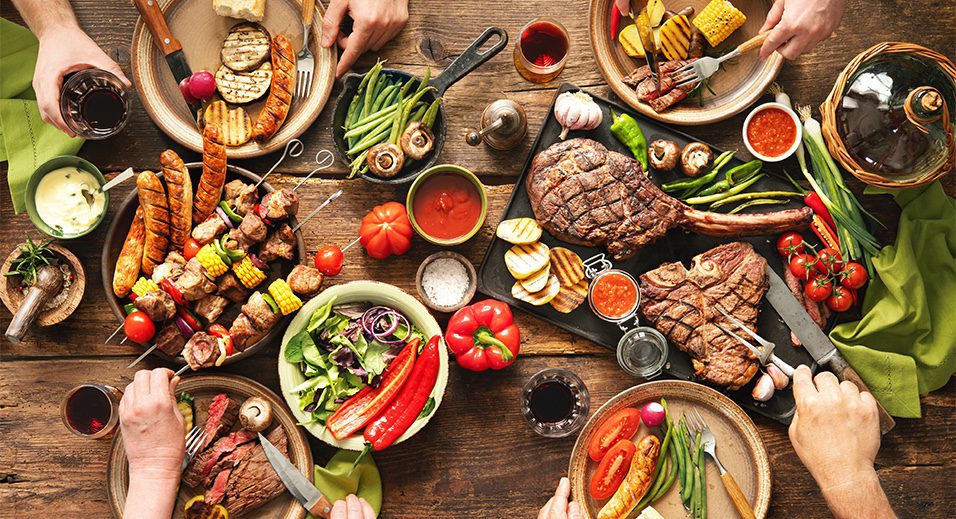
[308,450,382,518]
[0,18,84,213]
[830,181,956,418]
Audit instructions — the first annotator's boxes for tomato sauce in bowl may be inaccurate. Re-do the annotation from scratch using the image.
[408,166,487,245]
[588,270,639,320]
[744,103,801,161]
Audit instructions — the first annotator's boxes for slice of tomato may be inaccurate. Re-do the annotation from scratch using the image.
[588,407,641,461]
[589,439,636,500]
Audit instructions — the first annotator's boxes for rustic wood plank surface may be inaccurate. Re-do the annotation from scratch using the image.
[1,0,954,517]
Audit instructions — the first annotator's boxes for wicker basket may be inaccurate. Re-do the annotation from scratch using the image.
[820,42,956,189]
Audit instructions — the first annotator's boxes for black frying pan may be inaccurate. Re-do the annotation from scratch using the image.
[332,27,508,184]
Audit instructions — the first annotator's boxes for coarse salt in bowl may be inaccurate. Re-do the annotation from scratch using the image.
[416,252,477,313]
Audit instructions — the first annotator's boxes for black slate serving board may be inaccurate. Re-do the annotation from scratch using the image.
[477,84,819,424]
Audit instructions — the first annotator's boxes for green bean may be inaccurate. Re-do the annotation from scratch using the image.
[680,422,694,503]
[652,449,679,501]
[345,92,364,130]
[422,98,442,129]
[382,86,401,108]
[685,174,765,205]
[727,198,789,214]
[350,103,402,129]
[693,433,702,517]
[399,76,416,98]
[415,68,431,94]
[409,104,428,124]
[709,190,802,209]
[344,108,401,139]
[699,443,707,519]
[361,64,382,118]
[348,121,392,155]
[392,87,434,143]
[354,63,374,98]
[371,84,397,113]
[637,452,670,510]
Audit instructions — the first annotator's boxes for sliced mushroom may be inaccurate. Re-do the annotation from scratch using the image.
[648,139,680,170]
[238,396,273,432]
[366,143,405,178]
[680,142,714,177]
[400,122,435,160]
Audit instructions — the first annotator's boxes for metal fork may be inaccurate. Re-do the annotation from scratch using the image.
[670,32,769,89]
[182,426,209,471]
[686,408,756,519]
[294,0,316,101]
[715,306,795,376]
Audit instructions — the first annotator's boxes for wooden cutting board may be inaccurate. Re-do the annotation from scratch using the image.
[589,0,783,125]
[107,374,313,518]
[568,380,772,518]
[131,0,336,158]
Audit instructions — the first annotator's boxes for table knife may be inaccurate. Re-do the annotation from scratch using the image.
[258,433,334,518]
[764,265,896,435]
[130,0,203,119]
[630,0,661,96]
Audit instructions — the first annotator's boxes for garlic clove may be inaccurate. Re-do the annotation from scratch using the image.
[752,372,775,401]
[766,364,790,390]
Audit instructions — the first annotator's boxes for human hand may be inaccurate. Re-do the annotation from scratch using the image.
[33,24,131,136]
[330,494,376,519]
[758,0,846,60]
[119,369,185,482]
[789,365,880,491]
[614,0,629,16]
[321,0,409,78]
[538,477,583,519]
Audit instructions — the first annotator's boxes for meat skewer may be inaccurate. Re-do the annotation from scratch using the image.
[254,139,304,189]
[292,189,343,232]
[292,149,334,191]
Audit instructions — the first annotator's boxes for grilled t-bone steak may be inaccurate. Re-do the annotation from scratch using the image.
[222,426,289,516]
[526,139,813,260]
[638,242,766,389]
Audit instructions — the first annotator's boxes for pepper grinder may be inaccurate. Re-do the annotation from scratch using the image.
[465,99,527,150]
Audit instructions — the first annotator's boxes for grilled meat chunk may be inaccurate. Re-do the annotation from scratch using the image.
[152,251,187,284]
[242,291,280,331]
[195,294,230,324]
[133,290,176,322]
[287,265,323,296]
[258,224,295,263]
[526,139,813,260]
[197,393,240,451]
[639,242,765,389]
[218,271,251,303]
[222,426,289,517]
[206,440,259,504]
[260,188,298,220]
[154,322,186,356]
[183,429,257,488]
[192,214,228,245]
[229,313,261,352]
[224,179,257,216]
[176,258,217,301]
[231,213,268,250]
[184,332,220,370]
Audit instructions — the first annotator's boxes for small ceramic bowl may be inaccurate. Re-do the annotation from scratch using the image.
[0,242,85,327]
[742,102,803,162]
[25,155,109,239]
[415,251,477,313]
[406,164,487,246]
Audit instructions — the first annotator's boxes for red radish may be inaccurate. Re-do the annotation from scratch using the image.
[179,77,197,104]
[640,401,666,428]
[188,71,217,100]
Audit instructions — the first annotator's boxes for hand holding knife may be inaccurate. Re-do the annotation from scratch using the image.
[629,0,662,96]
[259,432,335,518]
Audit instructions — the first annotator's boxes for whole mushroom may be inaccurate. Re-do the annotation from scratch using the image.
[366,143,405,178]
[400,122,435,160]
[648,139,680,170]
[680,142,714,177]
[238,396,273,432]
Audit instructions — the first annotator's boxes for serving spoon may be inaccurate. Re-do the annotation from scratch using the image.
[81,167,135,207]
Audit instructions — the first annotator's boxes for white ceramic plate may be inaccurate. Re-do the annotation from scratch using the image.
[278,281,447,450]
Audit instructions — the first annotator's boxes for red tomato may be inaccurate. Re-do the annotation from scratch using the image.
[789,253,817,281]
[589,439,636,500]
[841,262,867,289]
[124,311,155,344]
[587,407,641,461]
[183,238,202,260]
[815,248,844,274]
[314,246,344,276]
[358,201,413,259]
[776,232,806,257]
[827,286,853,312]
[804,276,833,302]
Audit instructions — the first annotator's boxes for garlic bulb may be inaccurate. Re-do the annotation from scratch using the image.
[752,372,775,402]
[766,364,790,390]
[554,91,603,139]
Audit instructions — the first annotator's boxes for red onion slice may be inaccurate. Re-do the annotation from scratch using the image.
[216,207,235,230]
[249,254,267,270]
[174,315,195,339]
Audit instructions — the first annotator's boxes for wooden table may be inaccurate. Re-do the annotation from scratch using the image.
[1,1,954,517]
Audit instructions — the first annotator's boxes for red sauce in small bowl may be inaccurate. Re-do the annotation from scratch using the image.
[747,107,797,157]
[411,173,483,241]
[590,272,638,319]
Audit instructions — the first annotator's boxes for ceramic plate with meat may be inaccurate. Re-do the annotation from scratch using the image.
[107,374,313,519]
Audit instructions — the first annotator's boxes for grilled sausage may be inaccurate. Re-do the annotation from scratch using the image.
[136,170,171,275]
[597,435,661,519]
[112,207,146,297]
[252,34,295,144]
[194,124,228,223]
[160,150,193,250]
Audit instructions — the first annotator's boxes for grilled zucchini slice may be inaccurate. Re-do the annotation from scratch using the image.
[215,62,272,104]
[220,22,271,72]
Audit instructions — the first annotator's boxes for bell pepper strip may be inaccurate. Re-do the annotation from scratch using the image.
[177,306,201,330]
[207,323,235,356]
[610,5,622,40]
[358,201,413,259]
[252,204,273,226]
[161,278,188,306]
[220,235,246,262]
[326,338,419,440]
[609,111,649,171]
[261,293,280,314]
[124,303,136,315]
[218,201,243,224]
[811,214,840,250]
[445,299,520,371]
[804,191,837,230]
[364,335,441,451]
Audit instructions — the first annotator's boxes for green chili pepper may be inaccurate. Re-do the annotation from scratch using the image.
[218,201,242,224]
[685,173,766,205]
[662,150,735,193]
[696,160,762,197]
[609,111,649,171]
[422,98,442,129]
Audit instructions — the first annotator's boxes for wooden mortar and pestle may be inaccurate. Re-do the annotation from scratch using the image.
[6,265,63,342]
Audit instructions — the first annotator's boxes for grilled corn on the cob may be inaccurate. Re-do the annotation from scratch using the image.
[268,279,302,315]
[693,0,746,47]
[233,256,267,289]
[131,277,160,297]
[196,244,229,277]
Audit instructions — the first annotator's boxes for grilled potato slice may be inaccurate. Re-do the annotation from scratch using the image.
[550,278,588,314]
[512,275,560,306]
[215,62,272,104]
[519,264,550,292]
[505,241,550,280]
[204,101,252,146]
[220,22,271,72]
[550,247,585,286]
[660,14,694,60]
[496,218,543,245]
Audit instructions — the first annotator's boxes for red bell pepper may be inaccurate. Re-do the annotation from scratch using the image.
[208,323,234,356]
[364,335,441,451]
[161,278,187,307]
[610,4,622,40]
[445,299,520,371]
[358,201,413,259]
[177,306,201,331]
[326,337,419,440]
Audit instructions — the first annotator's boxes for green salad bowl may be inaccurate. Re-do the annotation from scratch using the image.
[278,281,448,450]
[25,155,109,239]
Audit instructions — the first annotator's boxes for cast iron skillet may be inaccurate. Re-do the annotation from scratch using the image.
[101,164,307,366]
[332,26,508,184]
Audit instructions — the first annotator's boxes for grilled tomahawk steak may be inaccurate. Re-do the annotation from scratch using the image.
[526,139,813,260]
[639,242,766,389]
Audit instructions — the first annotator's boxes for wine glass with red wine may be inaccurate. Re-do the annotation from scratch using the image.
[521,368,590,438]
[59,69,130,139]
[61,383,122,438]
[513,18,570,83]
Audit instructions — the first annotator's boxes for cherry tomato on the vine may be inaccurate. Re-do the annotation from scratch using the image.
[815,247,844,274]
[841,262,867,289]
[805,275,833,302]
[827,286,853,312]
[789,253,817,281]
[314,246,344,276]
[776,232,806,257]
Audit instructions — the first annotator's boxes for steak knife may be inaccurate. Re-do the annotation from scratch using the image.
[630,0,661,96]
[259,433,334,517]
[764,265,896,434]
[131,0,203,118]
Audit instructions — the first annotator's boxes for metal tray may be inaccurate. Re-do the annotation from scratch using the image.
[476,84,818,424]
